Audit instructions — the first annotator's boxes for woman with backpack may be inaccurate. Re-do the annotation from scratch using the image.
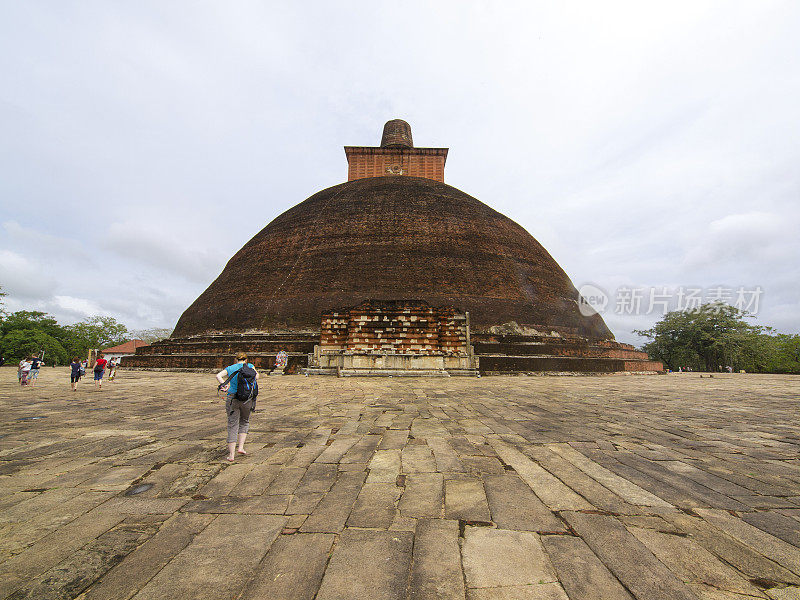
[215,352,259,462]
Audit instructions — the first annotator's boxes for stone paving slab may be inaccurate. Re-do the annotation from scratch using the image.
[1,368,799,599]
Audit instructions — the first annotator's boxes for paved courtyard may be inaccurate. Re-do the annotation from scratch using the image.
[1,368,799,600]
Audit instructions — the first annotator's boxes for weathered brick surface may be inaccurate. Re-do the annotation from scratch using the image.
[172,177,613,339]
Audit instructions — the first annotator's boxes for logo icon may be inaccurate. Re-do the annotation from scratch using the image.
[578,283,608,316]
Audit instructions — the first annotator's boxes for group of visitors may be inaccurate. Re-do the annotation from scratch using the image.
[17,355,44,387]
[68,353,119,391]
[12,352,120,391]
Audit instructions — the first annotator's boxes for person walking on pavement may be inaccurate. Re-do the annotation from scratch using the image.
[215,352,259,462]
[93,353,108,389]
[18,358,31,386]
[28,354,44,387]
[70,357,82,392]
[107,357,118,381]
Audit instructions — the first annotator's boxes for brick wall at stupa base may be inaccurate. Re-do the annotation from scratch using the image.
[120,333,317,373]
[470,333,662,374]
[307,301,478,376]
[120,325,662,375]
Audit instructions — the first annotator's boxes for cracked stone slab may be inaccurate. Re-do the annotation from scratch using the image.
[238,533,334,600]
[484,474,566,533]
[410,519,465,600]
[490,440,592,511]
[129,514,286,599]
[541,534,634,600]
[461,527,556,589]
[563,511,699,600]
[315,529,413,600]
[694,508,800,576]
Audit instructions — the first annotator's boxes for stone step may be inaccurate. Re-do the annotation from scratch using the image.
[138,340,317,355]
[161,332,318,341]
[479,355,662,374]
[302,367,479,377]
[338,368,452,377]
[474,341,648,360]
[122,352,310,371]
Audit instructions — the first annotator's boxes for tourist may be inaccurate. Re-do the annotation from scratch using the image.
[273,350,288,374]
[108,357,118,381]
[70,357,82,391]
[93,353,108,389]
[18,358,31,386]
[28,354,44,387]
[215,352,259,462]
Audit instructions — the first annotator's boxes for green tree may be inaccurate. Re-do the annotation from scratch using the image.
[0,311,74,364]
[763,334,800,374]
[633,310,698,371]
[0,328,68,364]
[0,311,66,341]
[66,316,129,357]
[635,303,766,372]
[130,327,172,344]
[0,310,135,365]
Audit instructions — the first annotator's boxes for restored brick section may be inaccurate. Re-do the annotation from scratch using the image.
[345,147,447,182]
[320,301,468,356]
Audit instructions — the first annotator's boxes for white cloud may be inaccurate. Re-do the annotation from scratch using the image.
[101,221,226,283]
[682,211,796,270]
[3,221,89,262]
[0,250,57,299]
[52,295,102,319]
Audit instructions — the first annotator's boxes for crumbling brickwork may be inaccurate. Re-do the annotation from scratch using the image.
[320,301,469,355]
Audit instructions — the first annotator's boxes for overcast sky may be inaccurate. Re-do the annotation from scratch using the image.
[1,1,798,344]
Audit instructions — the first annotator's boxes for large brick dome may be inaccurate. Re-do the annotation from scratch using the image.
[173,176,613,339]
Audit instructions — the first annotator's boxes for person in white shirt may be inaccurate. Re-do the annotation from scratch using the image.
[108,357,118,381]
[18,359,31,386]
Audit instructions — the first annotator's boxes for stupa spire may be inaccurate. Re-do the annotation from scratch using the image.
[344,119,448,182]
[381,119,414,148]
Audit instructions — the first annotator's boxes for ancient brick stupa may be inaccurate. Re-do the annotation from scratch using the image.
[126,120,661,374]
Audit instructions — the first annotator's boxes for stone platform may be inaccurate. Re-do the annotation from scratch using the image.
[122,333,317,373]
[1,368,798,599]
[122,331,661,374]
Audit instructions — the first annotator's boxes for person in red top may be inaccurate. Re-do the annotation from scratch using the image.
[93,353,108,389]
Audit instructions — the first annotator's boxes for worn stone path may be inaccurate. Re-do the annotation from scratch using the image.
[1,368,799,599]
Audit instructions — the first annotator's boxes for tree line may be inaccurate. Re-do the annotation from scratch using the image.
[635,302,800,374]
[0,288,171,365]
